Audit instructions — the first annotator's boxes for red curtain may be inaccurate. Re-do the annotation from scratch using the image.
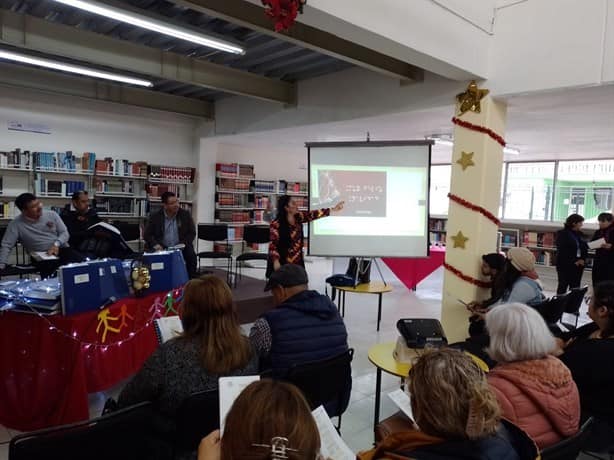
[0,291,174,431]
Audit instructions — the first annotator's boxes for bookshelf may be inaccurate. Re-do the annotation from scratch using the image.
[429,215,447,246]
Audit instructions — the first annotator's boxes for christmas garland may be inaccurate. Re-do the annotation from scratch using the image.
[451,117,506,147]
[444,262,491,288]
[447,193,501,226]
[262,0,305,31]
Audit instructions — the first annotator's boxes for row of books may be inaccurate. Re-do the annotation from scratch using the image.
[95,158,147,177]
[218,177,251,191]
[146,184,182,199]
[216,210,251,223]
[0,201,16,218]
[429,232,446,246]
[217,193,250,207]
[253,196,271,209]
[34,175,86,197]
[252,180,277,193]
[523,231,555,247]
[148,165,195,183]
[33,152,96,172]
[92,197,149,216]
[95,178,136,194]
[0,149,31,169]
[285,181,308,194]
[216,163,255,177]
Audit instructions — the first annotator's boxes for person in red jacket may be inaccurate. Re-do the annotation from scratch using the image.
[485,303,580,449]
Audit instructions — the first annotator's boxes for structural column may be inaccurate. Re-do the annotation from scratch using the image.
[441,82,507,343]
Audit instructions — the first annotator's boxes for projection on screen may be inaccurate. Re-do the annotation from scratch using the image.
[307,142,431,258]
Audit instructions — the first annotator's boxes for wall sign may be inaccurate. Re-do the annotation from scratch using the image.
[8,121,51,135]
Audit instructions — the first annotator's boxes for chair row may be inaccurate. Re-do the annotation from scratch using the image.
[533,285,589,334]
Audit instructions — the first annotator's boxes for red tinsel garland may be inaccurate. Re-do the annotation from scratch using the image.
[447,193,501,226]
[262,0,304,31]
[444,262,491,288]
[451,117,506,147]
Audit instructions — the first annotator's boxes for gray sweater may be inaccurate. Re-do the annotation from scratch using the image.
[0,210,69,265]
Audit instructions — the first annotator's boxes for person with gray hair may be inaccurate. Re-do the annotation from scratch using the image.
[486,303,580,449]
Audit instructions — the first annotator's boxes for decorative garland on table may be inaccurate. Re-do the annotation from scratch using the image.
[447,193,501,227]
[443,262,491,288]
[451,117,506,147]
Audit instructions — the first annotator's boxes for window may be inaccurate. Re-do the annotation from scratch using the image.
[503,162,555,220]
[429,165,451,215]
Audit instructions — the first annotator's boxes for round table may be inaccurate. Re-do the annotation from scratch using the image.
[333,281,393,331]
[367,341,489,430]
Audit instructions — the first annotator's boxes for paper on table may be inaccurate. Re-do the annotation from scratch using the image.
[388,388,414,420]
[31,251,59,261]
[588,238,606,250]
[311,406,355,460]
[219,375,260,436]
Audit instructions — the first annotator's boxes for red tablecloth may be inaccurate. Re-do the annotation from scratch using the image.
[0,291,177,431]
[382,246,446,291]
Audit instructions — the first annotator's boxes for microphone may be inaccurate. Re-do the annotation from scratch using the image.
[99,296,117,310]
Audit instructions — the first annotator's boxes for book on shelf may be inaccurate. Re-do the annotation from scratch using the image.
[33,151,95,172]
[148,165,194,182]
[0,201,16,218]
[215,162,254,177]
[0,149,31,169]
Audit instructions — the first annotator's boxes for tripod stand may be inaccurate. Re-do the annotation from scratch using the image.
[351,257,387,286]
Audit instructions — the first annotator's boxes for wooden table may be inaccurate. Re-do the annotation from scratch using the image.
[367,342,488,430]
[333,281,393,331]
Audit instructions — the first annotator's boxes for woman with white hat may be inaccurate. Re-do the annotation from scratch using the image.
[498,247,545,307]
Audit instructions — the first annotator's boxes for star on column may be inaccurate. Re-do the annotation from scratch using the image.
[456,151,475,171]
[451,231,469,249]
[456,80,489,116]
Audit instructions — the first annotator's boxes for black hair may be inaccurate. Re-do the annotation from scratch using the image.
[276,195,293,263]
[161,191,176,204]
[564,213,584,229]
[502,259,522,293]
[593,281,614,337]
[597,212,613,223]
[71,190,88,201]
[15,193,37,211]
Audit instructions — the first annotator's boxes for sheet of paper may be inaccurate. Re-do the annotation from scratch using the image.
[219,375,260,436]
[588,237,606,250]
[311,406,355,460]
[154,316,183,343]
[388,388,414,420]
[31,251,59,261]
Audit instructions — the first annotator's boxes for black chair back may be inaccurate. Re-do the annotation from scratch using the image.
[198,224,228,242]
[286,348,354,419]
[564,285,588,314]
[173,389,219,455]
[541,416,595,460]
[115,222,141,242]
[533,293,569,326]
[243,225,270,245]
[9,401,171,460]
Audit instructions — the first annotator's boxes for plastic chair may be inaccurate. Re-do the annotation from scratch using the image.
[561,285,589,330]
[114,221,143,252]
[196,224,232,284]
[173,389,219,458]
[541,416,595,460]
[285,348,354,430]
[8,401,172,460]
[234,225,269,286]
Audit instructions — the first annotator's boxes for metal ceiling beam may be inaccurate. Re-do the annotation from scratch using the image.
[169,0,424,82]
[0,61,213,117]
[0,9,296,104]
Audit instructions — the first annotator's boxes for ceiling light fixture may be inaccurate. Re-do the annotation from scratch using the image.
[52,0,245,55]
[428,135,520,155]
[0,49,154,87]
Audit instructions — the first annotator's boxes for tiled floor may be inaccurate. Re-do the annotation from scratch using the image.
[0,258,593,459]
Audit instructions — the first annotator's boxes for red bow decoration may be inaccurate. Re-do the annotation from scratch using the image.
[262,0,305,32]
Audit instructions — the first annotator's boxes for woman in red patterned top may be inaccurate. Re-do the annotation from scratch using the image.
[268,195,344,275]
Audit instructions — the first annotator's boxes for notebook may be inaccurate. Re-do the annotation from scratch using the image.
[153,316,183,344]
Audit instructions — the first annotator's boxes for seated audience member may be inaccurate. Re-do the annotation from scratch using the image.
[559,281,614,430]
[467,252,507,336]
[359,348,539,460]
[118,275,258,426]
[198,380,323,460]
[497,247,545,306]
[0,193,80,277]
[486,303,580,449]
[250,264,348,377]
[143,191,197,278]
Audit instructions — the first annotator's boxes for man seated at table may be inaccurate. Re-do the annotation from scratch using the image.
[143,191,197,278]
[250,264,349,379]
[0,193,80,278]
[60,190,100,255]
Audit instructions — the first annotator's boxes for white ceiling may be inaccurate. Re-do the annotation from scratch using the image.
[216,83,614,164]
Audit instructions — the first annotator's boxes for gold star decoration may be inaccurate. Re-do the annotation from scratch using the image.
[451,231,469,249]
[456,151,475,171]
[456,80,489,116]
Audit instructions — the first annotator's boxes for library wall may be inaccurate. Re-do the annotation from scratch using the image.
[0,87,199,167]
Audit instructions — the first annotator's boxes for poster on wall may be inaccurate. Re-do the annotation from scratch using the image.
[8,121,51,135]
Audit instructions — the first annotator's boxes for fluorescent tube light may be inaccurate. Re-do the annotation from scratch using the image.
[52,0,245,55]
[0,50,154,87]
[503,146,520,155]
[429,135,521,155]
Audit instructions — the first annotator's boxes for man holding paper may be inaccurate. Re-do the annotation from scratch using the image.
[590,212,614,286]
[0,193,75,278]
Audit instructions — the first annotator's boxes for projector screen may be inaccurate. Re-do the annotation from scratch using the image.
[307,141,431,258]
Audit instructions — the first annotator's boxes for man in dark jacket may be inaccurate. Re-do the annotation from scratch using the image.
[250,264,350,411]
[60,190,101,251]
[143,191,197,278]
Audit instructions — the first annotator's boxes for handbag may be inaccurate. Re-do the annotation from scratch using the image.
[346,257,372,285]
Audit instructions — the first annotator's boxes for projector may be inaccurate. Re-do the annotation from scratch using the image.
[396,318,448,349]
